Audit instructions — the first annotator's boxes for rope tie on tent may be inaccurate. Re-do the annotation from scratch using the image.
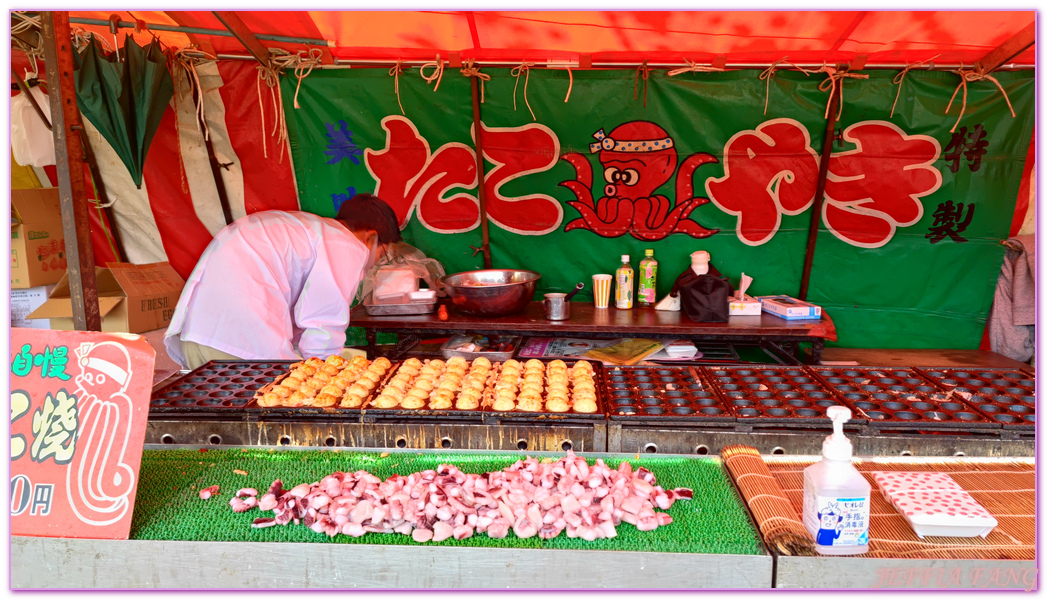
[758,57,811,115]
[945,68,1015,133]
[389,61,406,115]
[815,65,868,120]
[634,61,650,107]
[511,62,537,121]
[460,59,490,103]
[666,59,725,77]
[255,61,289,163]
[420,54,445,92]
[170,48,216,142]
[273,48,323,109]
[563,67,573,103]
[889,55,939,118]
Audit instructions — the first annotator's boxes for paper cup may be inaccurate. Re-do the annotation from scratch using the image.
[592,274,613,309]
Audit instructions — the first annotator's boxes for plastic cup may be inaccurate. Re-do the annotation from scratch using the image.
[592,274,613,309]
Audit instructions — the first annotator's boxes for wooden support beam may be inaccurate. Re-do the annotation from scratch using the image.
[976,22,1035,74]
[40,11,101,331]
[469,76,492,269]
[797,83,842,301]
[212,11,269,66]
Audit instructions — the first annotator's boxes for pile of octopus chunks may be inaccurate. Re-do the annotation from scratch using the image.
[225,452,693,543]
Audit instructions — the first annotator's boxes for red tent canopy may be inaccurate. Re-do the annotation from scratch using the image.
[35,10,1035,67]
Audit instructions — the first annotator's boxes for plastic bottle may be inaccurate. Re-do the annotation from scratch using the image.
[615,255,634,309]
[637,249,658,307]
[802,406,871,555]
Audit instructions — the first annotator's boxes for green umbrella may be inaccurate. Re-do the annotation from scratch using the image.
[74,34,174,189]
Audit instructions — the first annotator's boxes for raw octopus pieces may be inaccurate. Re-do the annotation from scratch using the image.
[228,452,691,542]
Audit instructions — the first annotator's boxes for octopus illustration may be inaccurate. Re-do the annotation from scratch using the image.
[560,121,719,240]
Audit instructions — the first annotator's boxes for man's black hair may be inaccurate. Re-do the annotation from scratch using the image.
[336,193,403,244]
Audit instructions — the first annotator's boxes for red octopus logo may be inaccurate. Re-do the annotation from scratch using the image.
[559,121,719,240]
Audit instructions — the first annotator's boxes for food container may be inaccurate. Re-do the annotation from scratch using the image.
[442,269,541,316]
[363,292,437,316]
[441,334,522,362]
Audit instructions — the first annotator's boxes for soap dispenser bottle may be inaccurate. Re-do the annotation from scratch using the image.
[802,406,871,555]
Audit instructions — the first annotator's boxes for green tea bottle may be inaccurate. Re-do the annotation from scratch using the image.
[637,249,658,307]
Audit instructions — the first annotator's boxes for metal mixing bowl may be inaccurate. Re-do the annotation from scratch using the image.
[441,269,541,316]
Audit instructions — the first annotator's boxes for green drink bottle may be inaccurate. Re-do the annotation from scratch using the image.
[637,249,658,307]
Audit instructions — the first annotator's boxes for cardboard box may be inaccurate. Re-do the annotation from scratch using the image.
[729,294,762,316]
[28,262,185,333]
[757,295,823,320]
[11,188,67,289]
[11,284,56,329]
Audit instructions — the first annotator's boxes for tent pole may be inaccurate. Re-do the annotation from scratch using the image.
[66,16,330,47]
[40,11,101,331]
[469,76,493,269]
[212,11,271,66]
[797,82,841,302]
[976,22,1035,74]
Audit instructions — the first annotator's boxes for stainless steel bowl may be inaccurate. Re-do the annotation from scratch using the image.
[441,269,541,316]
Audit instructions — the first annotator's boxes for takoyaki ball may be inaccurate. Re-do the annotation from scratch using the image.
[403,357,423,369]
[545,397,570,413]
[312,370,333,384]
[313,393,338,407]
[305,356,325,368]
[524,359,545,371]
[400,395,425,409]
[471,357,492,370]
[300,380,323,394]
[321,364,341,377]
[427,359,446,370]
[548,359,567,370]
[573,399,598,413]
[372,357,392,371]
[517,396,543,412]
[446,356,468,369]
[547,372,568,386]
[286,391,308,407]
[371,394,400,408]
[359,371,382,385]
[282,375,305,389]
[429,390,454,410]
[272,385,293,398]
[492,397,516,411]
[419,365,442,378]
[259,393,280,407]
[397,365,421,378]
[325,354,348,367]
[340,391,366,408]
[520,382,544,396]
[320,384,343,397]
[386,378,409,394]
[455,395,480,410]
[502,359,521,370]
[413,378,435,392]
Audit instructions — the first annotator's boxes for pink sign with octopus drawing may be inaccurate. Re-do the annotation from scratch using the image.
[10,328,155,539]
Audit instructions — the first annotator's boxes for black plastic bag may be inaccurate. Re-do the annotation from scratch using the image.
[670,264,734,323]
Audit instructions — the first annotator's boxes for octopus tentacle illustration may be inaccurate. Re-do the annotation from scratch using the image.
[560,121,719,240]
[67,341,136,526]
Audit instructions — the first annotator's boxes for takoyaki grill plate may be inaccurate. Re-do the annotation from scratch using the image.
[915,368,1034,431]
[705,366,854,426]
[150,361,294,416]
[811,367,996,430]
[603,366,735,424]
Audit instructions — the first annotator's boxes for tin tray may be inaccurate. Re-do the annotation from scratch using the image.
[705,366,853,426]
[440,334,522,362]
[363,293,437,316]
[150,361,294,415]
[915,368,1034,431]
[810,367,996,431]
[603,365,735,424]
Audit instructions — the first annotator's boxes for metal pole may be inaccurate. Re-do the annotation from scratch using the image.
[41,11,101,331]
[469,76,493,269]
[797,84,842,301]
[66,16,330,47]
[331,57,1032,70]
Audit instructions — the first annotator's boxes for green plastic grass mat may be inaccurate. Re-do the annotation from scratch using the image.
[130,449,762,555]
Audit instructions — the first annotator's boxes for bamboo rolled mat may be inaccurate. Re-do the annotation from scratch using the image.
[723,446,1034,560]
[128,449,764,556]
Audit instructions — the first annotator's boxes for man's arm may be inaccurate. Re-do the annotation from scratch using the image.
[293,234,367,359]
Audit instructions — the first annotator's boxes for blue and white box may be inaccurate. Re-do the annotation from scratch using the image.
[757,295,822,320]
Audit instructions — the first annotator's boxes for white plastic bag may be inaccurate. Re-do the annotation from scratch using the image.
[11,86,55,167]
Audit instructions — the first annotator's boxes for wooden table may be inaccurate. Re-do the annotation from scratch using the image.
[820,348,1034,370]
[350,302,837,364]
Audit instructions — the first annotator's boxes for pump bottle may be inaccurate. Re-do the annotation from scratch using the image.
[802,406,871,555]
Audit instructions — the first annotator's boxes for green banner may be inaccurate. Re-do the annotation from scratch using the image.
[282,67,1033,349]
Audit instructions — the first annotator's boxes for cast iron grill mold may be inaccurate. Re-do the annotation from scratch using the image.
[150,361,294,414]
[915,368,1034,431]
[704,366,851,425]
[811,367,996,430]
[602,365,735,424]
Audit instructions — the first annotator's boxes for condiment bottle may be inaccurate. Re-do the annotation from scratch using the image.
[615,255,634,309]
[637,249,658,307]
[802,406,871,555]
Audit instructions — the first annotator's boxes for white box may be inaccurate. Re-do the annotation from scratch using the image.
[729,294,762,316]
[757,295,822,320]
[11,285,55,329]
